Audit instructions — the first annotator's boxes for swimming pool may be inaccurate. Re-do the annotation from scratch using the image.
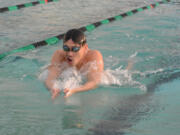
[0,0,180,135]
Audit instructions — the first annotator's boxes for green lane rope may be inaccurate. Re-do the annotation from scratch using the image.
[0,0,58,13]
[0,0,170,61]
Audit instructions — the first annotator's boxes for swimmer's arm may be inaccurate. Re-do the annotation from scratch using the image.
[45,50,62,91]
[45,50,63,99]
[73,72,101,92]
[45,65,62,99]
[45,65,60,91]
[64,71,102,98]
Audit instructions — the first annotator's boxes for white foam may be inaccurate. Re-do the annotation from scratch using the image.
[38,64,50,81]
[38,63,146,91]
[54,67,82,90]
[129,51,138,58]
[38,66,83,90]
[100,67,147,91]
[131,68,164,77]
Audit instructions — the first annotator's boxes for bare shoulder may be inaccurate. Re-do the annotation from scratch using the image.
[84,49,104,71]
[86,50,104,69]
[86,50,103,61]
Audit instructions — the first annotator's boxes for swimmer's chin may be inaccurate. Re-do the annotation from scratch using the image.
[67,61,74,66]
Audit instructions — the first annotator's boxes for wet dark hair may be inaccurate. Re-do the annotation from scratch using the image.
[63,29,86,45]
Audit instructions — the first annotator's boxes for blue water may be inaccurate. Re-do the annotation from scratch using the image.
[0,0,180,135]
[127,78,180,135]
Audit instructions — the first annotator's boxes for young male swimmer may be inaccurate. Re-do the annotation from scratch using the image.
[45,29,104,99]
[45,29,133,99]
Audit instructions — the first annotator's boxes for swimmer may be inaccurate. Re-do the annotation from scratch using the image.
[45,29,104,99]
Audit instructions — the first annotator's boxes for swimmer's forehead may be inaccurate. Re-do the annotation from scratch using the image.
[63,40,82,47]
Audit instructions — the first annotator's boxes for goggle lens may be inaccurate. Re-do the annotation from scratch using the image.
[63,45,80,52]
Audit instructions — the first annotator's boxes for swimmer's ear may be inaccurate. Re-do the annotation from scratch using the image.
[82,43,88,48]
[84,43,88,48]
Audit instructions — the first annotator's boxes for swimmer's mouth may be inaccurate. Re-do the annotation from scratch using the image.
[67,57,73,63]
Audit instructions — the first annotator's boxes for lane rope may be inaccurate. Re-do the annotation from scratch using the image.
[0,0,58,13]
[0,0,170,61]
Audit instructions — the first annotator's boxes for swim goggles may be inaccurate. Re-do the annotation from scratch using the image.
[63,45,81,52]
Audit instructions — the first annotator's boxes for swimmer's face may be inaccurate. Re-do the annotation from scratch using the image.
[63,39,86,66]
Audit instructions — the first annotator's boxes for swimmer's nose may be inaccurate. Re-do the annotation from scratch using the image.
[67,51,74,57]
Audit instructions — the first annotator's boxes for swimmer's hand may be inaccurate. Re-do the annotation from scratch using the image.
[63,88,75,98]
[51,88,61,100]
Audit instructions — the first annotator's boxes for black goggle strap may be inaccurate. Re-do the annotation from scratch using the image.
[78,38,86,45]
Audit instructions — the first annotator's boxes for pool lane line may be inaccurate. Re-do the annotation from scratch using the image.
[0,0,59,13]
[0,0,170,61]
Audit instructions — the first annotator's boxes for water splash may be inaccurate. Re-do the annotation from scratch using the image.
[38,66,83,90]
[38,64,146,91]
[101,66,146,91]
[53,67,83,90]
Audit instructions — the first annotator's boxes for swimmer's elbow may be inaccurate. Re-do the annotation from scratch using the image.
[89,80,100,89]
[45,79,52,91]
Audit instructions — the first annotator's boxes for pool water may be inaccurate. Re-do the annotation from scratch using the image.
[0,0,180,135]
